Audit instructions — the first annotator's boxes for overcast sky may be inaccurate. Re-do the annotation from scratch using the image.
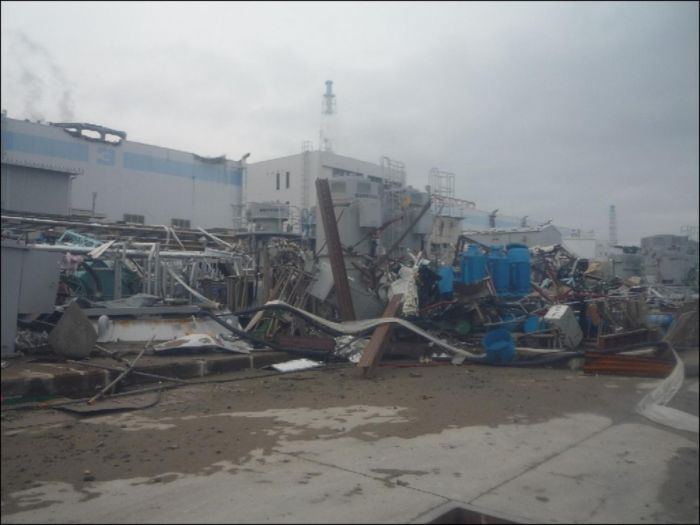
[2,1,698,244]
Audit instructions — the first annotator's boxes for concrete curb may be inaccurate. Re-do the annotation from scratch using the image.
[1,351,291,400]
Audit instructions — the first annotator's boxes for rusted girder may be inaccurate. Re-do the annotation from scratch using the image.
[357,294,404,377]
[315,178,356,321]
[275,334,336,353]
[583,351,674,378]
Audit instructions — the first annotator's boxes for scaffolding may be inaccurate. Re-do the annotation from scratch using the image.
[428,167,475,218]
[380,156,407,187]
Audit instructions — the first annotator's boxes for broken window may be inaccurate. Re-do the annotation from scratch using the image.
[123,214,144,224]
[171,218,190,229]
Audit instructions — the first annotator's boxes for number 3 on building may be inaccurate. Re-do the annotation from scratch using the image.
[97,147,115,166]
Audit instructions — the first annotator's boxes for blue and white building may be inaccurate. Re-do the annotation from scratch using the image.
[1,113,245,229]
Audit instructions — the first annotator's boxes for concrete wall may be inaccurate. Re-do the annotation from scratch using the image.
[1,164,72,215]
[640,234,699,285]
[562,238,597,259]
[464,225,562,248]
[1,116,243,228]
[429,215,462,262]
[431,216,462,246]
[246,151,396,233]
[245,153,311,210]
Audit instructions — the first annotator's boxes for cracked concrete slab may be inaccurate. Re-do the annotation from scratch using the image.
[2,365,697,523]
[470,420,699,523]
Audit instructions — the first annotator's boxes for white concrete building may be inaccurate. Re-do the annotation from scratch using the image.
[641,234,699,285]
[245,150,406,234]
[462,224,563,248]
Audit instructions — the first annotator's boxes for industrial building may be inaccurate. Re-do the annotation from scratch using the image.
[1,113,245,229]
[462,224,563,248]
[641,234,699,285]
[429,214,463,262]
[245,149,407,233]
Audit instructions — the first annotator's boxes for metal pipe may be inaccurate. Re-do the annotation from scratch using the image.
[153,243,161,298]
[87,340,150,404]
[197,227,233,249]
[198,310,331,359]
[67,359,190,384]
[28,243,232,258]
[165,265,220,309]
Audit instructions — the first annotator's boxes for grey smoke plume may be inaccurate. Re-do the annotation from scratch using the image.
[12,31,75,121]
[59,89,75,121]
[19,69,45,121]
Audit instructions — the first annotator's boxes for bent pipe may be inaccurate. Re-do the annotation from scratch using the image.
[231,301,582,363]
[225,303,580,363]
[221,304,364,337]
[198,310,333,360]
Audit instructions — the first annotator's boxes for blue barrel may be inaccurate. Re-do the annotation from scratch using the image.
[437,265,455,297]
[647,314,674,332]
[487,245,510,295]
[483,329,515,364]
[507,243,531,296]
[523,316,540,333]
[461,245,486,284]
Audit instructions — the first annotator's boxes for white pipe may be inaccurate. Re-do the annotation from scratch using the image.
[170,227,185,250]
[197,227,233,249]
[165,265,220,309]
[28,243,235,258]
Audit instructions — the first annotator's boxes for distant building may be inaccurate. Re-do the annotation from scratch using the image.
[1,114,245,229]
[245,150,406,233]
[429,214,462,262]
[462,224,563,248]
[641,234,699,285]
[561,229,598,259]
[609,246,643,280]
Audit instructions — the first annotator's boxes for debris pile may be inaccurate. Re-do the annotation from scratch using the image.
[1,198,698,413]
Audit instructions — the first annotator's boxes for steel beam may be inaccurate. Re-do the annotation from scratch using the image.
[357,294,403,377]
[315,178,355,321]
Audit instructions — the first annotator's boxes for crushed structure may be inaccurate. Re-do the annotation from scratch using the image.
[1,103,698,441]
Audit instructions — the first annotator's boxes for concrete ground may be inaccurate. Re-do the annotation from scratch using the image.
[0,348,292,400]
[1,355,698,524]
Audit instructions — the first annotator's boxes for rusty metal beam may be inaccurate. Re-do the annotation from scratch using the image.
[316,178,355,321]
[357,294,403,377]
[583,351,673,378]
[275,334,336,353]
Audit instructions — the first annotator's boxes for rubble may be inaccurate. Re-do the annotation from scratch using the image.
[1,193,698,432]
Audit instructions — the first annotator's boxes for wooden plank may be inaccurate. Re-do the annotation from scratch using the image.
[357,294,403,377]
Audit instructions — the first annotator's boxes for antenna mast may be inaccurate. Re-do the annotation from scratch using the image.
[319,80,336,151]
[609,205,618,246]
